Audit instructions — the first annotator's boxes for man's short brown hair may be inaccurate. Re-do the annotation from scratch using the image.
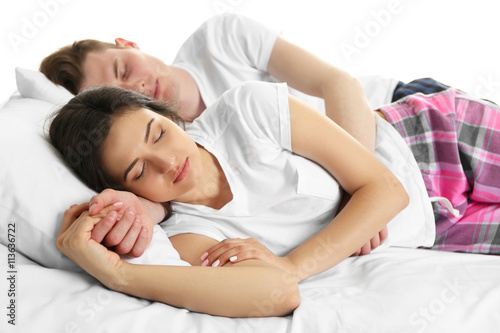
[40,39,120,95]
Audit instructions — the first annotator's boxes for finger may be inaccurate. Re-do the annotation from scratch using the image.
[207,243,261,267]
[103,207,136,247]
[91,210,118,243]
[379,226,389,244]
[370,233,381,250]
[200,238,241,265]
[351,249,361,257]
[89,189,123,216]
[202,239,247,267]
[218,249,262,266]
[58,212,100,258]
[114,215,142,254]
[359,242,372,256]
[128,226,152,258]
[60,203,90,234]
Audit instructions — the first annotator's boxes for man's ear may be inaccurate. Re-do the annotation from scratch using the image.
[114,38,140,49]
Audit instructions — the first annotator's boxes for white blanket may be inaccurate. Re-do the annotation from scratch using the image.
[2,244,500,333]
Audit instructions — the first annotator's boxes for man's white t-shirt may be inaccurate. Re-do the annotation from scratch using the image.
[161,81,435,255]
[172,14,397,114]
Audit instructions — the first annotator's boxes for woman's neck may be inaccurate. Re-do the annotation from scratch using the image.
[171,66,206,122]
[180,146,232,210]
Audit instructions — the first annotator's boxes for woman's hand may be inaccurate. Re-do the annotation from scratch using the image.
[88,189,159,257]
[351,226,388,256]
[56,203,127,286]
[201,238,298,277]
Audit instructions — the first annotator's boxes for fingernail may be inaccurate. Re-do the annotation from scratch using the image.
[212,259,220,267]
[200,252,208,261]
[113,201,123,207]
[70,204,78,209]
[89,202,97,213]
[127,208,135,216]
[229,256,237,262]
[135,217,142,224]
[201,259,209,267]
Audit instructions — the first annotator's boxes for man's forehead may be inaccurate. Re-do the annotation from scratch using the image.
[81,49,116,90]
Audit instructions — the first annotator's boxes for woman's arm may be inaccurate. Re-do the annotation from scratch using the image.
[284,95,409,281]
[268,37,376,152]
[57,205,299,318]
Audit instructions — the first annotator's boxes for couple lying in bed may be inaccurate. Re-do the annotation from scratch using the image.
[44,14,500,318]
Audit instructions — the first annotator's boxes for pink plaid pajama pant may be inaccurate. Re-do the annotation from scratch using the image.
[379,88,500,254]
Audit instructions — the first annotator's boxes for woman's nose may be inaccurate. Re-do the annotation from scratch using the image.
[155,154,176,174]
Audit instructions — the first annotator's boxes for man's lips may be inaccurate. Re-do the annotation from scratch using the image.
[173,158,189,183]
[152,79,160,99]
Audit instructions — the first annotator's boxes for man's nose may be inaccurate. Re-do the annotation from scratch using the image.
[120,79,146,95]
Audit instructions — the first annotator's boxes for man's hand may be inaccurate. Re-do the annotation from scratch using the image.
[351,226,388,256]
[88,189,159,257]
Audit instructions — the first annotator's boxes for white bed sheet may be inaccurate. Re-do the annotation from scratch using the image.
[2,244,500,333]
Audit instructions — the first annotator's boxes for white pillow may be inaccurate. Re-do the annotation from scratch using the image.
[15,67,74,106]
[0,93,188,270]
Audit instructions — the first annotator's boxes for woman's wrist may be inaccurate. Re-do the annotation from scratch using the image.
[105,260,130,293]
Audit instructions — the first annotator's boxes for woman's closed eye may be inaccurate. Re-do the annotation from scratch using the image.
[155,129,165,143]
[136,163,146,180]
[135,130,165,181]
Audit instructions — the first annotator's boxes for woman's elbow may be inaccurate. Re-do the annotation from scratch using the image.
[251,273,300,318]
[283,283,301,315]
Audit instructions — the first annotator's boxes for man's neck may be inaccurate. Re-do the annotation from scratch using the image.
[171,66,206,121]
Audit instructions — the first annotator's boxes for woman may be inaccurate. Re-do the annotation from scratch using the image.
[51,81,500,317]
[50,81,413,317]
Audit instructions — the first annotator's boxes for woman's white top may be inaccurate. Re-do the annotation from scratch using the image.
[162,82,435,255]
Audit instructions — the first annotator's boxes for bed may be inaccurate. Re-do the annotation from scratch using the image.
[1,68,500,333]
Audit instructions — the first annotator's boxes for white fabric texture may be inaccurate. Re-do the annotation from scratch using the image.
[15,67,74,105]
[163,81,435,254]
[173,13,395,115]
[4,243,500,333]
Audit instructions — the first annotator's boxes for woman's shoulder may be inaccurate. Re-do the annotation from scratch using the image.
[189,81,289,146]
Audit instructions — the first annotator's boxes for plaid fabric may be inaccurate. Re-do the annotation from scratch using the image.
[379,88,500,254]
[391,77,450,102]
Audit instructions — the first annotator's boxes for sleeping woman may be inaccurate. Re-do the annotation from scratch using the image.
[49,81,500,317]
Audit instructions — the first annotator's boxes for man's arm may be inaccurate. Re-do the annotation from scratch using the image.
[268,37,376,152]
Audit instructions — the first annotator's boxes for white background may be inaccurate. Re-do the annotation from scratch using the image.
[1,0,499,104]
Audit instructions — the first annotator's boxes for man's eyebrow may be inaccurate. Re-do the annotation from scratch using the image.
[113,58,118,79]
[123,118,154,182]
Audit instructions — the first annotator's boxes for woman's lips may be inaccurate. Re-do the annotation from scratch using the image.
[173,158,189,183]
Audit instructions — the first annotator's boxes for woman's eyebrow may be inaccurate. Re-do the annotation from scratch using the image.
[124,158,139,182]
[123,118,155,182]
[144,118,154,143]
